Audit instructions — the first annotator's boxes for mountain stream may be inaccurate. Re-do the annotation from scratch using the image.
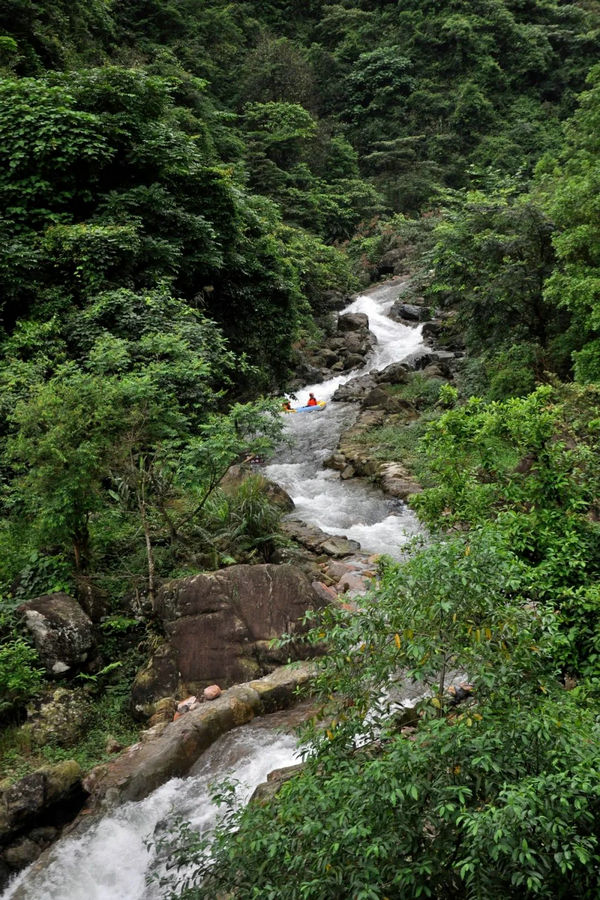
[2,279,425,899]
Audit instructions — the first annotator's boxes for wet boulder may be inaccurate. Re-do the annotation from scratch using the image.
[389,301,424,322]
[361,386,416,415]
[250,763,305,805]
[332,374,377,402]
[282,520,360,557]
[84,663,317,810]
[422,320,442,343]
[375,362,410,385]
[320,536,361,557]
[337,312,369,332]
[343,353,367,370]
[0,760,85,886]
[19,593,95,676]
[403,349,433,371]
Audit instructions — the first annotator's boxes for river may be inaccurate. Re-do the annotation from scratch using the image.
[2,278,425,899]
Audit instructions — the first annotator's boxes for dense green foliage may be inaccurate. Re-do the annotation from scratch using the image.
[4,0,600,894]
[165,532,600,899]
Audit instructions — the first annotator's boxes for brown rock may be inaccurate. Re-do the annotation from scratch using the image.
[362,386,390,409]
[326,560,355,580]
[343,353,366,370]
[311,581,338,604]
[151,565,326,695]
[337,573,369,594]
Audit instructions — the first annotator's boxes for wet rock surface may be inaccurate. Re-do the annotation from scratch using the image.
[281,520,360,557]
[0,761,86,889]
[82,662,318,811]
[290,309,377,388]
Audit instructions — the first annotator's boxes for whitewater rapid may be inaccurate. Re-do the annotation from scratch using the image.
[266,279,425,557]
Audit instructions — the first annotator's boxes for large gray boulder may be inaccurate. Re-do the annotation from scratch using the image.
[375,362,410,385]
[337,312,369,332]
[389,301,423,322]
[19,594,95,676]
[147,564,327,696]
[332,374,377,402]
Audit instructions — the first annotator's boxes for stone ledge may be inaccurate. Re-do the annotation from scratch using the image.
[81,661,317,811]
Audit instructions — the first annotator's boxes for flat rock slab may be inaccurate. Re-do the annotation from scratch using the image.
[320,537,361,557]
[82,662,317,811]
[282,520,360,557]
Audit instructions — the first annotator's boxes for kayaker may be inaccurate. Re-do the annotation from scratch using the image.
[307,393,318,406]
[282,399,293,412]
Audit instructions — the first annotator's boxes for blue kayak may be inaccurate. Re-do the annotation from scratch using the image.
[294,401,326,413]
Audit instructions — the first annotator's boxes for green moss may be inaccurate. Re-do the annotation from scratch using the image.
[353,412,440,476]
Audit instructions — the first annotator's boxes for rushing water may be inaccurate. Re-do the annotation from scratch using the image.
[2,279,425,899]
[2,712,305,900]
[266,279,425,557]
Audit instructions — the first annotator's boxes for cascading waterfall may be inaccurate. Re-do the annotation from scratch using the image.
[2,722,302,900]
[2,279,425,899]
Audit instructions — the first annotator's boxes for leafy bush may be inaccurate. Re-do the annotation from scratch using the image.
[161,531,600,899]
[0,614,43,716]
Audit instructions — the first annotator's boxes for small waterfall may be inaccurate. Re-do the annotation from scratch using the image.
[2,716,303,900]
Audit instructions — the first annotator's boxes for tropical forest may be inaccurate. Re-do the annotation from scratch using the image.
[2,0,600,897]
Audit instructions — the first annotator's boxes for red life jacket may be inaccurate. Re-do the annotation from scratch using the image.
[307,397,317,406]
